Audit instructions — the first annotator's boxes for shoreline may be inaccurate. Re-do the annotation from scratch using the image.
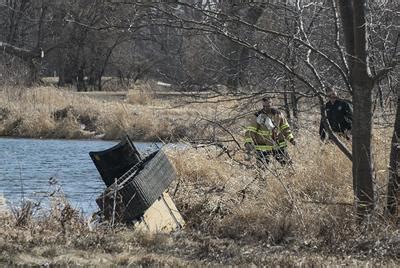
[0,135,159,143]
[0,86,215,142]
[0,86,399,266]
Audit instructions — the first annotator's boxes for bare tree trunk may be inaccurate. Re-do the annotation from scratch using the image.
[288,75,299,120]
[27,59,40,86]
[76,63,86,92]
[387,88,400,217]
[351,0,375,217]
[224,5,263,90]
[97,73,102,91]
[58,52,75,87]
[283,92,291,120]
[338,0,375,218]
[337,0,355,76]
[352,77,375,216]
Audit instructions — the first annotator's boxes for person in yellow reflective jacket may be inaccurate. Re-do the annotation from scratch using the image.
[244,96,296,166]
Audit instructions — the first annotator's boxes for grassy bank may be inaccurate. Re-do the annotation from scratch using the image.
[0,85,399,265]
[0,131,399,266]
[0,85,242,142]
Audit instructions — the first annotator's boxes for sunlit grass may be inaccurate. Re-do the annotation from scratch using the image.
[0,85,237,141]
[0,131,397,265]
[0,84,398,265]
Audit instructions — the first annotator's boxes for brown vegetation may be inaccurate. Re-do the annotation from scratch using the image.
[0,128,399,265]
[0,85,399,265]
[0,85,235,141]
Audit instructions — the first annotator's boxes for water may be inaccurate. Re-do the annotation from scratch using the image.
[0,138,160,214]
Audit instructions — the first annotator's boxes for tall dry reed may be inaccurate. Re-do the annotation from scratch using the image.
[0,85,399,265]
[166,127,397,251]
[0,86,217,140]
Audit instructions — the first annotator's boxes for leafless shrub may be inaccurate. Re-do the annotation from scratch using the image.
[0,57,30,86]
[11,200,38,227]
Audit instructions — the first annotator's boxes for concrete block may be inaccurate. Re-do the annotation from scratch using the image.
[134,192,185,233]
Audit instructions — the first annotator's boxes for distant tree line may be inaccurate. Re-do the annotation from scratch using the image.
[1,0,270,91]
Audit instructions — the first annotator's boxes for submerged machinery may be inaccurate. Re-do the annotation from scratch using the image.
[89,136,184,232]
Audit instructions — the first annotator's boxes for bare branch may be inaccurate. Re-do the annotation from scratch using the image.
[0,41,42,60]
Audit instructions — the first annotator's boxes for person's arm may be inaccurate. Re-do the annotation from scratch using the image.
[244,116,258,148]
[343,101,353,126]
[244,131,255,150]
[342,101,353,139]
[244,118,258,160]
[279,114,295,145]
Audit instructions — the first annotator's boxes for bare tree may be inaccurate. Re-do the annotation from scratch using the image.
[387,86,400,217]
[135,1,400,220]
[0,0,46,85]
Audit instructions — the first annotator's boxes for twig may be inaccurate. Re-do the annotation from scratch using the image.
[300,200,353,206]
[112,178,118,228]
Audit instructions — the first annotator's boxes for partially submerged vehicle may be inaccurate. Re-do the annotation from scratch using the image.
[89,136,184,232]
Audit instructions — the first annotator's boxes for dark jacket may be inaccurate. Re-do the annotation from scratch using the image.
[319,99,353,140]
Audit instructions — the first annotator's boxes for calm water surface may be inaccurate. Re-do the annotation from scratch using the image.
[0,138,160,214]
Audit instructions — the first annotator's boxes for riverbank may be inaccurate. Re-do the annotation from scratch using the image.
[1,85,399,265]
[0,133,398,266]
[0,85,242,142]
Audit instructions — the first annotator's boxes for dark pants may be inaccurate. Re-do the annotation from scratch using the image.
[256,147,291,166]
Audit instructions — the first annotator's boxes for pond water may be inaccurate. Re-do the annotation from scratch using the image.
[0,138,161,214]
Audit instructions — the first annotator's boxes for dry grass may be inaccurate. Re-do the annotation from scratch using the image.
[126,83,156,105]
[0,130,400,265]
[164,129,400,262]
[0,85,242,141]
[1,84,400,265]
[166,137,354,241]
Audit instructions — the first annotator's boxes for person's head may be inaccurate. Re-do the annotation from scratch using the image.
[326,87,338,101]
[261,96,273,110]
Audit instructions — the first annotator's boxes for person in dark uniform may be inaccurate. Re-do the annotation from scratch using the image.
[319,87,353,140]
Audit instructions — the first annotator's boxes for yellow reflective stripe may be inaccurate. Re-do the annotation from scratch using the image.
[280,123,290,130]
[278,141,287,147]
[246,126,258,131]
[246,127,272,137]
[255,142,288,151]
[257,130,272,136]
[255,145,274,151]
[287,133,294,140]
[246,127,258,133]
[244,138,253,143]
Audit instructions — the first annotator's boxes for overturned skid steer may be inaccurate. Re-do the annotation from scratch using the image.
[89,136,184,232]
